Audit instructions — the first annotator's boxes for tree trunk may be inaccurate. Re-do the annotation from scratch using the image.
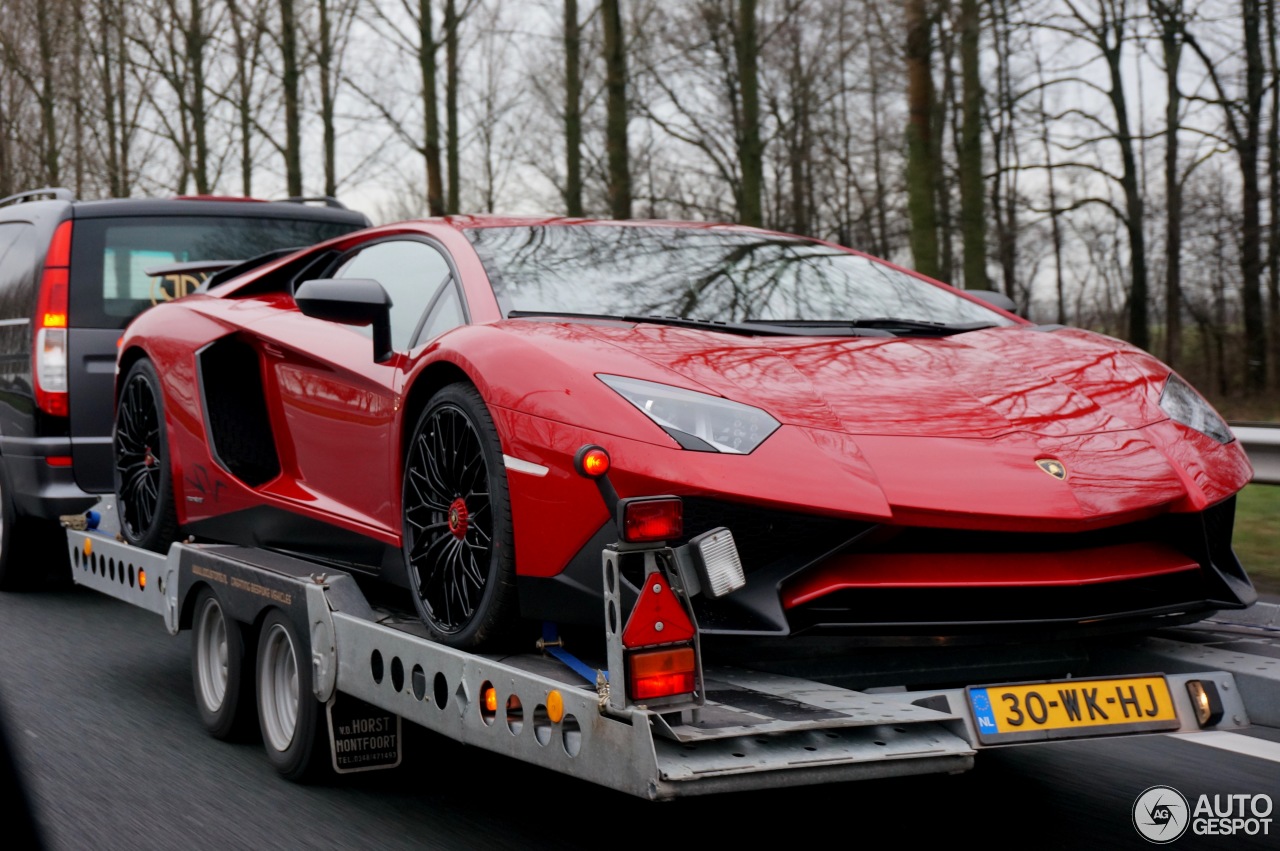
[564,0,583,217]
[187,0,211,195]
[445,0,459,214]
[1154,1,1184,367]
[1241,0,1267,390]
[419,0,444,215]
[958,0,985,289]
[602,0,631,219]
[281,0,303,196]
[905,0,939,278]
[735,0,762,227]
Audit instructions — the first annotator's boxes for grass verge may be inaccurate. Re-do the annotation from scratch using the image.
[1235,484,1280,596]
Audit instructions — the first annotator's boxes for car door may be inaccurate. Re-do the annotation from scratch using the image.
[251,237,456,537]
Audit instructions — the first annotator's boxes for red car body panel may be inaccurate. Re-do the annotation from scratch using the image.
[116,217,1256,643]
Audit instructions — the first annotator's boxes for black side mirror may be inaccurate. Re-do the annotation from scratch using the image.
[967,288,1020,316]
[294,278,394,363]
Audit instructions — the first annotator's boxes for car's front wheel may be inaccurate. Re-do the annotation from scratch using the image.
[114,357,178,551]
[402,383,517,649]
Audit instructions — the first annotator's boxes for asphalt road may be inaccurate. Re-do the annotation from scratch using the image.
[1,582,1278,850]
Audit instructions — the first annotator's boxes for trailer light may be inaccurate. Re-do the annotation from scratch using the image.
[1186,680,1224,727]
[546,689,564,723]
[138,569,146,589]
[619,497,682,543]
[574,445,611,478]
[622,571,695,648]
[45,455,72,467]
[688,527,745,598]
[483,685,498,714]
[83,537,93,556]
[627,646,696,700]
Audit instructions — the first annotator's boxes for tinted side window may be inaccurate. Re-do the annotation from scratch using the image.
[0,222,38,319]
[333,240,452,350]
[0,223,40,377]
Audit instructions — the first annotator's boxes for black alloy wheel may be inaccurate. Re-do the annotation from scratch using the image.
[402,383,516,648]
[115,358,178,551]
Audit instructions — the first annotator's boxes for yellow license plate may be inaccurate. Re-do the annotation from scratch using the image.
[968,675,1179,744]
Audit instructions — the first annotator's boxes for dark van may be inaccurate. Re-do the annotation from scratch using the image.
[0,188,370,587]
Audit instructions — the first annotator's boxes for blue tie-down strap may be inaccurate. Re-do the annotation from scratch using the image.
[540,622,608,685]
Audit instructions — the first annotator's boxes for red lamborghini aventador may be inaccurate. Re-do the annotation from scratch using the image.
[112,217,1256,649]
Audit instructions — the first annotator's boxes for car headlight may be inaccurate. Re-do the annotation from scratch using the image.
[598,374,780,453]
[1159,374,1233,444]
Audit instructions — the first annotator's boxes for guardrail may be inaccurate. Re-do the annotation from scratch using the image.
[1234,424,1280,485]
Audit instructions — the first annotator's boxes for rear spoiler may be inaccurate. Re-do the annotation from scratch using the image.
[142,247,305,293]
[142,259,239,279]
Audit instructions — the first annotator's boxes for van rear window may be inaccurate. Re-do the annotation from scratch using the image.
[69,215,358,328]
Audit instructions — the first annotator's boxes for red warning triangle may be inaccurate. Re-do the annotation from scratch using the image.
[622,571,695,647]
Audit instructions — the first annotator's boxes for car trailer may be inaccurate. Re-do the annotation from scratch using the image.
[62,517,1279,801]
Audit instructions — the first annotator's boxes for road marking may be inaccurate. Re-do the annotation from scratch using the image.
[1168,731,1280,763]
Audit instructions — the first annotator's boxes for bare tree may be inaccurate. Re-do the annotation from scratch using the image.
[905,0,940,278]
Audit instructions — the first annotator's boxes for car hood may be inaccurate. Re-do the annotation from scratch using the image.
[474,319,1249,524]
[563,321,1169,439]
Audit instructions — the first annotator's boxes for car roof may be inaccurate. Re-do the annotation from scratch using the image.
[70,197,369,224]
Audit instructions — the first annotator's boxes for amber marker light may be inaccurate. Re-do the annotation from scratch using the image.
[83,537,93,556]
[138,569,147,590]
[573,444,611,478]
[546,690,564,723]
[1186,680,1224,727]
[483,685,499,714]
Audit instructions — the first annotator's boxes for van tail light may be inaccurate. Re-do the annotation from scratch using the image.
[34,220,72,417]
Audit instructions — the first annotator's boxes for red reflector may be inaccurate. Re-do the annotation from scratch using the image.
[622,571,695,647]
[621,498,682,543]
[40,394,69,417]
[627,647,696,700]
[44,456,73,467]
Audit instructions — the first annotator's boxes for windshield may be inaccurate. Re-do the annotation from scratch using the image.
[466,225,1013,329]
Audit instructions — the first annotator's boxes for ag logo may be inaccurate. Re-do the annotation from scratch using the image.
[1133,785,1190,843]
[1035,458,1067,480]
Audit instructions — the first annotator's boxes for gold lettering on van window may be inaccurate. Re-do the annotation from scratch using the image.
[150,271,210,305]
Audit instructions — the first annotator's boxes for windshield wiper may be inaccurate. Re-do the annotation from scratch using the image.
[508,310,815,337]
[758,317,998,336]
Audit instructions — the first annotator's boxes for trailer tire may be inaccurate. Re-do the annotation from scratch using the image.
[114,358,179,552]
[256,609,327,781]
[191,588,253,740]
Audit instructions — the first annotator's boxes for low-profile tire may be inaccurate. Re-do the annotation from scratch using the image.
[402,383,517,649]
[191,587,254,740]
[256,609,327,781]
[115,358,179,552]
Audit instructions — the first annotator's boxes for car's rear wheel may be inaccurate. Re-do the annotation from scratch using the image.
[115,358,178,551]
[402,383,516,649]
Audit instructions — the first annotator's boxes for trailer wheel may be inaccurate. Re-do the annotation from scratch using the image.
[191,588,252,740]
[256,609,326,780]
[402,383,516,649]
[114,358,179,552]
